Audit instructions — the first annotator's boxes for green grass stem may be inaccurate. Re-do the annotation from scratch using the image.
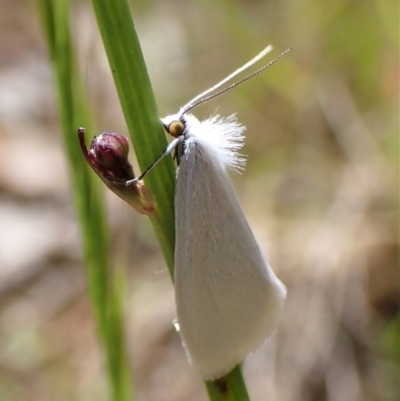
[37,1,133,400]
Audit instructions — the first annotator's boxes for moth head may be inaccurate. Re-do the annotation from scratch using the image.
[161,114,186,138]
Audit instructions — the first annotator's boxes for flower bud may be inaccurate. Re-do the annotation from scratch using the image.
[78,128,156,215]
[88,132,132,181]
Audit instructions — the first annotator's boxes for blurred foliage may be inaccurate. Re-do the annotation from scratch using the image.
[37,0,133,400]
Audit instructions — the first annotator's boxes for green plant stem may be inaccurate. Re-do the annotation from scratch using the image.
[206,366,251,401]
[89,0,251,399]
[37,1,132,400]
[91,0,176,277]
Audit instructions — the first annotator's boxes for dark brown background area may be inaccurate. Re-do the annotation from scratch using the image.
[0,1,398,400]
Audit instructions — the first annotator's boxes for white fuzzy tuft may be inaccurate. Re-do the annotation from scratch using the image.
[162,113,246,173]
[183,113,246,173]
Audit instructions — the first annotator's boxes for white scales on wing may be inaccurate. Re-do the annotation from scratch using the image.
[126,46,291,379]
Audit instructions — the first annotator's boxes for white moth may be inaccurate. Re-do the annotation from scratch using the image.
[128,46,289,380]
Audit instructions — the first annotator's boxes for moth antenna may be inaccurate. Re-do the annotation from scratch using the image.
[181,45,273,113]
[181,48,292,115]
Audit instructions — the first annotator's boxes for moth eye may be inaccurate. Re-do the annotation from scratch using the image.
[168,120,185,138]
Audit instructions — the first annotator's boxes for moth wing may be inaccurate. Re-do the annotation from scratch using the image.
[174,142,286,380]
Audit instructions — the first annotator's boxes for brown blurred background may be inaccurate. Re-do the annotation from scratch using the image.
[0,0,398,400]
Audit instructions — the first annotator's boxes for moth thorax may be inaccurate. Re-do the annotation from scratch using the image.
[167,120,185,138]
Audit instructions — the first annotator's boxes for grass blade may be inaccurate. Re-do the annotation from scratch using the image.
[90,0,251,399]
[37,1,133,400]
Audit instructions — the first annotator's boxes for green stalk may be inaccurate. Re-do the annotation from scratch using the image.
[90,0,251,399]
[91,0,176,276]
[206,367,250,401]
[37,1,132,400]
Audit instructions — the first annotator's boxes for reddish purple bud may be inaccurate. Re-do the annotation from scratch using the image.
[89,132,133,181]
[78,128,156,215]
